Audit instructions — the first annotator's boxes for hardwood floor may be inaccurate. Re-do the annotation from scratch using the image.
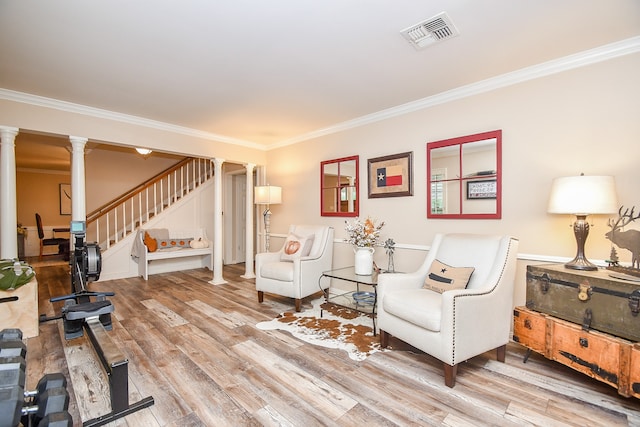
[24,263,640,426]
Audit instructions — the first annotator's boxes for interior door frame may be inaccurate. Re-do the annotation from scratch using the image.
[223,168,258,264]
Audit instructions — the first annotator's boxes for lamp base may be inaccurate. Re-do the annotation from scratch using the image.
[564,256,598,271]
[565,215,598,271]
[263,207,272,252]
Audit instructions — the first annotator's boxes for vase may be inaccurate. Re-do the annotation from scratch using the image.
[354,246,375,275]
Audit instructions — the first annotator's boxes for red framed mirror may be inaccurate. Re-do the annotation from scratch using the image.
[321,155,359,217]
[427,130,502,219]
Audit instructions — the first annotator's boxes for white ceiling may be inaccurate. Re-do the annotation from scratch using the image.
[1,0,639,156]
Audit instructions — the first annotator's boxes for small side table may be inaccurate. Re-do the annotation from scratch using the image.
[319,267,379,334]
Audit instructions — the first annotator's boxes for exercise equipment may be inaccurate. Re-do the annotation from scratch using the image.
[0,356,26,391]
[0,328,71,427]
[40,221,109,340]
[40,221,154,426]
[24,373,67,399]
[0,329,22,342]
[34,411,73,427]
[22,386,70,425]
[0,329,25,427]
[0,385,23,427]
[0,341,27,360]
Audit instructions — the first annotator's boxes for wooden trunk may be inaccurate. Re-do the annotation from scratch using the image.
[631,344,640,399]
[526,264,640,342]
[513,306,637,398]
[513,304,547,356]
[550,317,629,391]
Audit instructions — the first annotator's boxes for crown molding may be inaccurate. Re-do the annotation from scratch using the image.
[2,36,638,151]
[0,89,266,151]
[270,36,640,149]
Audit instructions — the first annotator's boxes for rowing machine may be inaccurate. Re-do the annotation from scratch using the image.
[41,221,154,426]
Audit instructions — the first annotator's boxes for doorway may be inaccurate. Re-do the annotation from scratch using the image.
[224,171,253,264]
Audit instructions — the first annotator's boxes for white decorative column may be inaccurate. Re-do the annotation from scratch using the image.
[69,136,88,222]
[241,163,255,279]
[0,127,19,259]
[209,158,227,285]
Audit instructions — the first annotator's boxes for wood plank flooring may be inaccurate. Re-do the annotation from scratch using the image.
[23,263,640,426]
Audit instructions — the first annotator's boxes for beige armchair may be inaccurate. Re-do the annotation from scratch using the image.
[377,233,519,387]
[256,225,334,312]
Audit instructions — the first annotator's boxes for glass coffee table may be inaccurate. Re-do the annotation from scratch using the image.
[318,266,379,335]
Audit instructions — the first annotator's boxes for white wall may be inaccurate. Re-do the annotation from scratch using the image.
[84,147,183,212]
[264,53,640,307]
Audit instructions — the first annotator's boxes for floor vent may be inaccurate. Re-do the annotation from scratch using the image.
[400,12,459,50]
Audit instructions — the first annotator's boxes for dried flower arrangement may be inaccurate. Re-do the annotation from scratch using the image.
[344,217,385,248]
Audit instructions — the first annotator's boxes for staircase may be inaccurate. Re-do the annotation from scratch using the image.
[86,157,214,251]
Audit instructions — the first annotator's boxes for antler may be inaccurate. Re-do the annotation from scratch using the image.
[608,205,640,232]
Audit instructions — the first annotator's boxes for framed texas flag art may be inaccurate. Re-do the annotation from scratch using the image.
[367,151,413,198]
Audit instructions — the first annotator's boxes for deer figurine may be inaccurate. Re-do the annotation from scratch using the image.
[605,206,640,269]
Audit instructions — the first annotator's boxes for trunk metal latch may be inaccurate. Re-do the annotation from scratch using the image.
[539,273,550,294]
[629,289,640,317]
[582,308,592,331]
[578,280,592,302]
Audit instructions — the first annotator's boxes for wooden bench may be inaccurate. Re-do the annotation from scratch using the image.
[135,229,213,280]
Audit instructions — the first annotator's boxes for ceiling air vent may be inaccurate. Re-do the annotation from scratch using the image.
[400,12,459,50]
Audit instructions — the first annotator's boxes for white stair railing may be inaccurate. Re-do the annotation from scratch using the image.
[86,157,213,251]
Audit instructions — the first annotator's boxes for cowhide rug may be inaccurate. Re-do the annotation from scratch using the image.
[256,298,384,361]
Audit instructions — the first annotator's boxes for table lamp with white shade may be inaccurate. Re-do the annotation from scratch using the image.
[547,174,618,271]
[255,185,282,252]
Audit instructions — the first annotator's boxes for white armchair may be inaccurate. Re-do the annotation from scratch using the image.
[377,233,519,387]
[256,225,334,312]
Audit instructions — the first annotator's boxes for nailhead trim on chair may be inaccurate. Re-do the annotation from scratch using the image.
[450,238,517,365]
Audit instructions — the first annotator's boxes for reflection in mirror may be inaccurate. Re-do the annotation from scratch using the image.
[427,130,501,219]
[321,156,359,217]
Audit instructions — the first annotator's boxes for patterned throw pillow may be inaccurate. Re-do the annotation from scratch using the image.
[280,233,315,261]
[157,238,193,249]
[143,232,158,252]
[423,259,475,293]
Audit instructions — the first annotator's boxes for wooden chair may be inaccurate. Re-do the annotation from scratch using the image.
[35,213,69,260]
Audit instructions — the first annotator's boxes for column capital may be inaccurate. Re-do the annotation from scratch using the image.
[69,135,88,146]
[0,126,19,140]
[245,163,256,171]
